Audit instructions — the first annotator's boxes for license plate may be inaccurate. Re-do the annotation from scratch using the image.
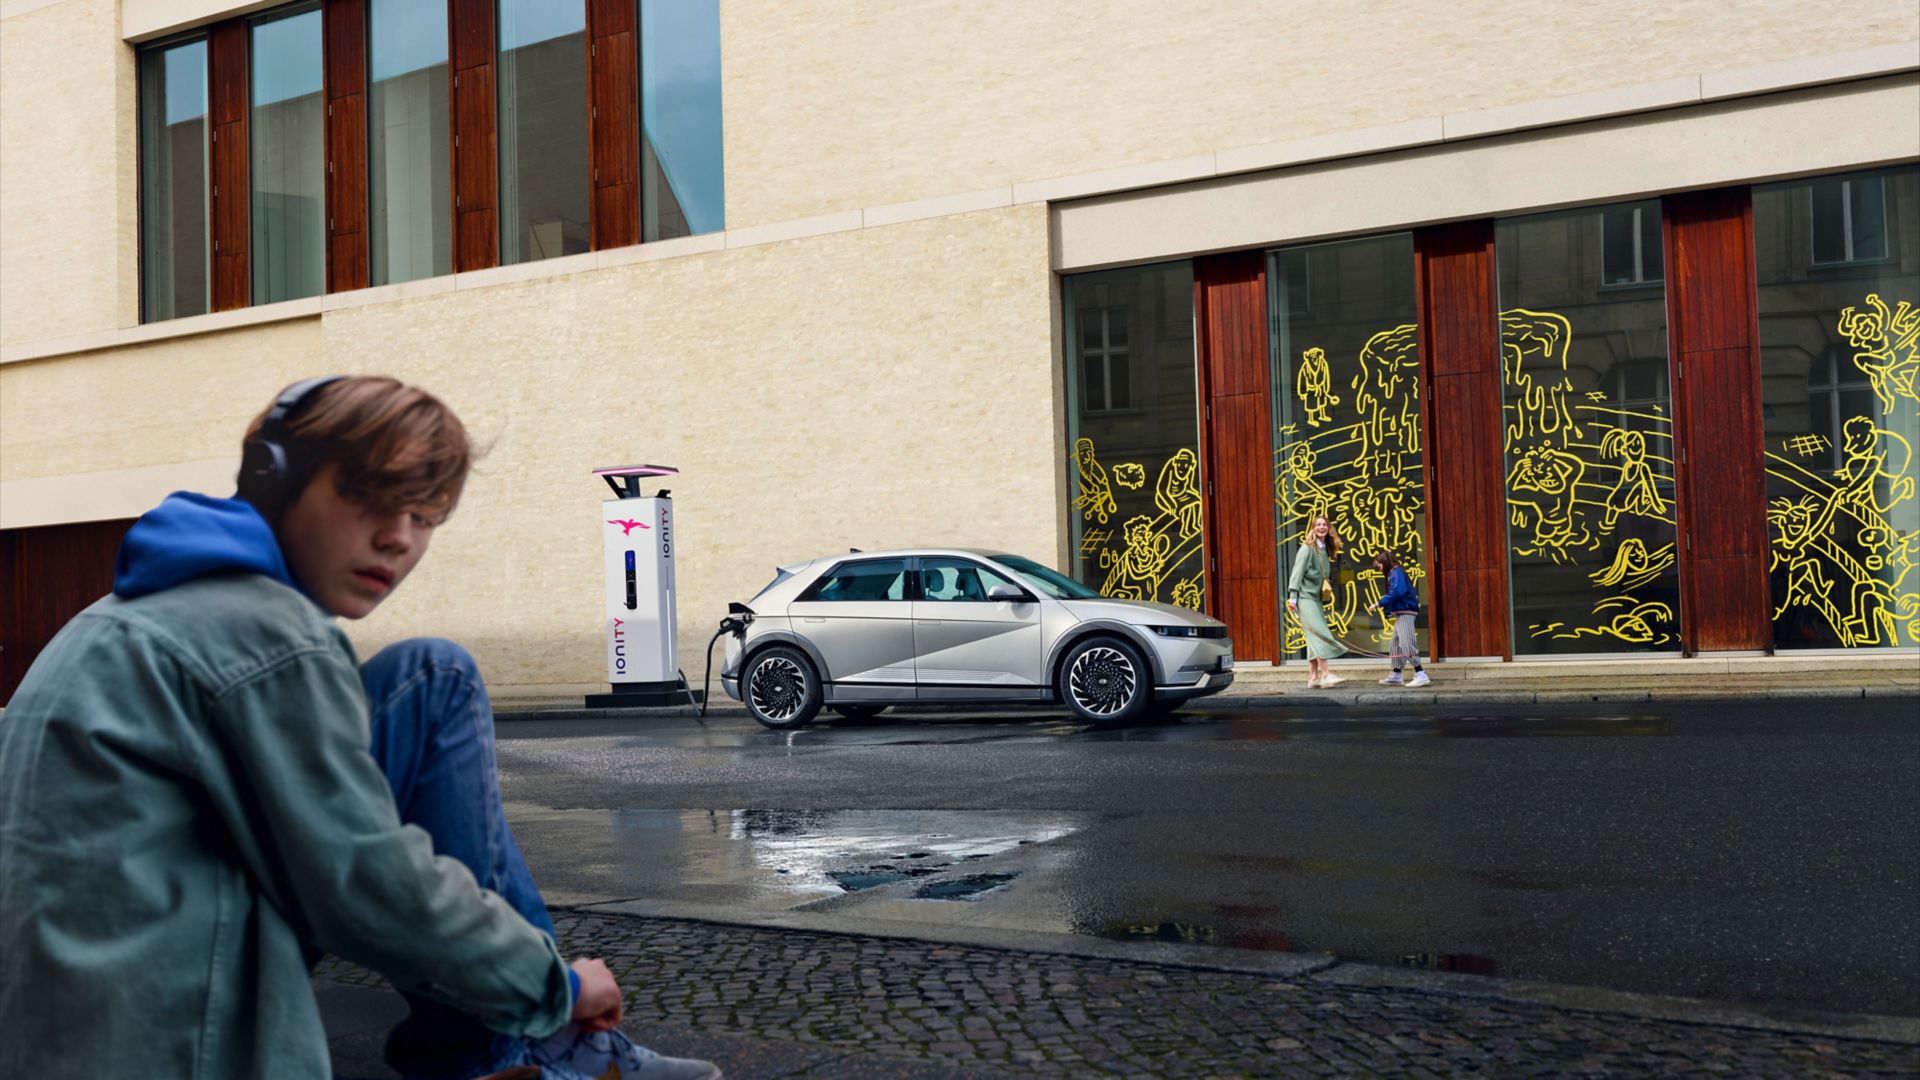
[1219,653,1234,671]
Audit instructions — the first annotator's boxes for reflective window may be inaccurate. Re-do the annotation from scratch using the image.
[1064,262,1206,610]
[805,559,909,602]
[918,558,1017,602]
[1756,166,1919,649]
[1600,204,1663,286]
[369,0,451,285]
[1269,233,1424,660]
[498,0,589,264]
[1497,200,1680,654]
[250,5,326,304]
[640,0,724,240]
[139,39,209,321]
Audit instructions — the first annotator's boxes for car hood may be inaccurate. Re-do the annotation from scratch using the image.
[1058,598,1224,627]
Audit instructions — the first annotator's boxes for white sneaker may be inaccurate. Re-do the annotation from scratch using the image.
[1407,670,1430,687]
[1319,673,1345,688]
[1378,673,1404,686]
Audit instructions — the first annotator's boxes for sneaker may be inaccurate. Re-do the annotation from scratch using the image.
[1407,670,1430,688]
[1378,673,1404,686]
[1320,673,1345,688]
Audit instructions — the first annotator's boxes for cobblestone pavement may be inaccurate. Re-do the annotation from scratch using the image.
[314,910,1920,1078]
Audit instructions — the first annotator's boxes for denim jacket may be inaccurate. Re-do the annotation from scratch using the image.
[0,496,571,1079]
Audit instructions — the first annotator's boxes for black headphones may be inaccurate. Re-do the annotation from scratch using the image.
[236,375,345,518]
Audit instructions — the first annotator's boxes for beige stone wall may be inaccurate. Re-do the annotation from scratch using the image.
[720,0,1920,228]
[0,0,136,346]
[0,204,1058,686]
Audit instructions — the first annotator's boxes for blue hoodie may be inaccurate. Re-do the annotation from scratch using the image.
[114,491,299,600]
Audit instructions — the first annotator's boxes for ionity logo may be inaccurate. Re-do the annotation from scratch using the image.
[608,518,650,535]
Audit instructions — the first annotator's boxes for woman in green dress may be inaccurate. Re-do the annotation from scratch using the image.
[1286,514,1348,688]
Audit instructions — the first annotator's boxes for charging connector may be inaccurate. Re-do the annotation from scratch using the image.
[698,604,754,717]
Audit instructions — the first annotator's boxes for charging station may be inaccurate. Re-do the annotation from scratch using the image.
[586,464,698,708]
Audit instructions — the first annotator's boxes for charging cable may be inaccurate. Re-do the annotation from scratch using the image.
[698,611,753,718]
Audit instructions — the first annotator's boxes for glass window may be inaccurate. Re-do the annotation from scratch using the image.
[1811,176,1891,265]
[250,5,326,304]
[369,0,451,285]
[1064,262,1205,610]
[640,0,724,240]
[1600,204,1663,286]
[996,554,1103,600]
[1078,305,1131,412]
[918,558,1017,602]
[498,0,588,264]
[1497,199,1680,655]
[1269,233,1424,660]
[804,559,909,602]
[1755,166,1919,649]
[139,39,210,321]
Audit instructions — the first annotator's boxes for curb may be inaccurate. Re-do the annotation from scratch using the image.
[493,683,1920,720]
[560,902,1920,1047]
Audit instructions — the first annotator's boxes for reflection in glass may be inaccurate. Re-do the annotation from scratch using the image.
[1755,166,1920,649]
[1064,262,1206,610]
[1269,233,1424,660]
[1496,201,1679,654]
[641,0,724,240]
[498,0,588,264]
[139,40,209,321]
[250,5,326,303]
[370,0,451,285]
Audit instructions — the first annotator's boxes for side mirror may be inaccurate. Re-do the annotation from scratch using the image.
[987,583,1031,602]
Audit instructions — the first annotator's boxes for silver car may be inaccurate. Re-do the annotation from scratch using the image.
[719,548,1233,729]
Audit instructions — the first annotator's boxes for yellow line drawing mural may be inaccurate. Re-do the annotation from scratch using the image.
[1500,306,1678,647]
[1837,294,1920,414]
[1296,347,1340,426]
[1069,440,1206,610]
[1072,437,1116,525]
[1590,538,1675,592]
[1275,322,1424,654]
[1787,434,1832,458]
[1113,462,1147,490]
[1532,597,1675,645]
[1767,412,1920,648]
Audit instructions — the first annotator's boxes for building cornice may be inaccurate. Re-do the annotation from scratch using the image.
[2,39,1914,367]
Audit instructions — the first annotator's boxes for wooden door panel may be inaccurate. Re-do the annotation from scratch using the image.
[1216,575,1278,665]
[1,520,134,704]
[1687,555,1769,652]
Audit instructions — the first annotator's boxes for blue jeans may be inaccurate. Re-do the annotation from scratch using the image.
[362,638,552,1080]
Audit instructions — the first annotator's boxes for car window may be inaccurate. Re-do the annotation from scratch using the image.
[919,557,1017,602]
[806,558,909,602]
[994,554,1103,600]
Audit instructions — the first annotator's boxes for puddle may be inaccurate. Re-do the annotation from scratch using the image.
[599,808,1080,900]
[913,873,1018,900]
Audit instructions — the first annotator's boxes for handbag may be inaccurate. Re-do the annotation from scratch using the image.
[1317,546,1334,603]
[1320,579,1334,603]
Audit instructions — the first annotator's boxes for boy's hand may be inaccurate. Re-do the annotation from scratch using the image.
[569,958,623,1032]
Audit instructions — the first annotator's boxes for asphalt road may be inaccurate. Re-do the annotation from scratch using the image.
[492,698,1920,1019]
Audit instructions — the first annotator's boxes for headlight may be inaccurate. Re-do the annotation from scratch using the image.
[1148,625,1203,637]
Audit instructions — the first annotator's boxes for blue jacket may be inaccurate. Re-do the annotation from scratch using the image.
[1378,566,1420,615]
[0,493,573,1079]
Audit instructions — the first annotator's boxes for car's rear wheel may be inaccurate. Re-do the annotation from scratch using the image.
[744,646,822,729]
[1060,636,1150,725]
[830,703,889,722]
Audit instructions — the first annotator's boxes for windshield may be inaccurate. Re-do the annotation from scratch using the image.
[994,554,1103,600]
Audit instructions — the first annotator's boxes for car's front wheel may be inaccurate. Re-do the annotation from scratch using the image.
[743,646,822,729]
[1060,636,1150,725]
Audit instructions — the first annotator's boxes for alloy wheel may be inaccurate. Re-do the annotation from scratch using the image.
[749,655,807,722]
[1068,645,1138,716]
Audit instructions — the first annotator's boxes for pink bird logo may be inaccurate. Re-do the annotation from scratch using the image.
[608,518,650,535]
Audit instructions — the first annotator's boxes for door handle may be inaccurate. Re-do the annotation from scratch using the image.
[802,617,826,624]
[919,620,941,626]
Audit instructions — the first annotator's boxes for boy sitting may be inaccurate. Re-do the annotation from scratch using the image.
[0,376,718,1080]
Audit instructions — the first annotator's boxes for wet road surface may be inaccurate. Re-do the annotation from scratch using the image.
[493,698,1920,1018]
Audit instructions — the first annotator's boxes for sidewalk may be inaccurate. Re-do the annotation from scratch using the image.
[316,908,1920,1078]
[491,654,1920,717]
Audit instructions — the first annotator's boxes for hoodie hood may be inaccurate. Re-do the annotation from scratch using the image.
[114,491,300,600]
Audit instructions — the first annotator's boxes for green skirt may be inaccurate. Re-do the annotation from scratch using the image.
[1296,597,1349,660]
